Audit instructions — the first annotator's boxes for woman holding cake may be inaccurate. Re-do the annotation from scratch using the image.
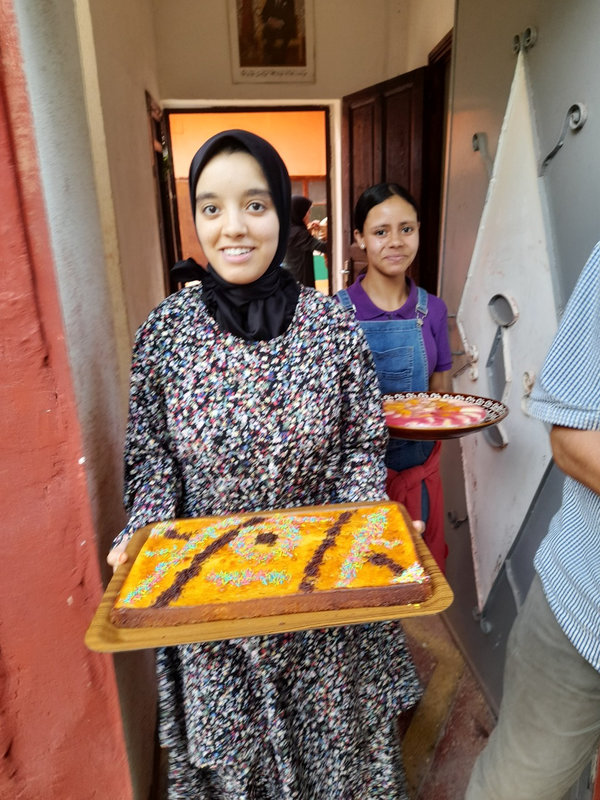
[336,184,452,572]
[108,130,421,799]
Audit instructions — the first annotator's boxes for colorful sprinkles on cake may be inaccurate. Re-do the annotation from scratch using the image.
[337,506,404,587]
[206,568,290,588]
[115,503,427,610]
[119,515,248,605]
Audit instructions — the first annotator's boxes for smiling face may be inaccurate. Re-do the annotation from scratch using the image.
[354,194,420,280]
[194,150,280,284]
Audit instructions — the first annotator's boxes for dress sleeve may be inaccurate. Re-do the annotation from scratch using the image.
[292,226,327,254]
[331,316,389,503]
[112,318,182,548]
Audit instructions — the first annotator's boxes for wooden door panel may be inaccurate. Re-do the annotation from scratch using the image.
[350,100,379,201]
[341,35,451,290]
[342,69,426,286]
[382,71,424,199]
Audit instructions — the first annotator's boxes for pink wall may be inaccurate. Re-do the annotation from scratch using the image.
[0,5,133,798]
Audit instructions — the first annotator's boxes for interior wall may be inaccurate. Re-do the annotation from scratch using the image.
[1,1,133,797]
[170,110,327,178]
[12,0,159,796]
[404,0,456,71]
[152,0,454,100]
[12,0,130,575]
[88,0,167,336]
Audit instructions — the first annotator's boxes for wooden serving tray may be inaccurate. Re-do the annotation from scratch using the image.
[85,506,454,653]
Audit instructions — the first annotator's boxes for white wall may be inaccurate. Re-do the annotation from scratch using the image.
[88,0,167,336]
[404,0,455,70]
[153,0,454,100]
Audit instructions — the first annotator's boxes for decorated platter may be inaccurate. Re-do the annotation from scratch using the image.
[84,502,453,652]
[383,392,509,441]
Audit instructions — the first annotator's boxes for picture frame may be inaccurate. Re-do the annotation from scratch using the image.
[228,0,315,83]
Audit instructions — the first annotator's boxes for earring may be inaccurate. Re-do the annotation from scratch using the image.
[360,243,366,250]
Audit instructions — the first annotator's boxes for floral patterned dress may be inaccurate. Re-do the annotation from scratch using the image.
[115,285,422,799]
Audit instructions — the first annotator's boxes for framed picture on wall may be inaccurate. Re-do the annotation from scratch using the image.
[228,0,315,83]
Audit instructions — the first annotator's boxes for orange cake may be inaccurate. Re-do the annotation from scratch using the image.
[384,394,489,431]
[110,501,432,627]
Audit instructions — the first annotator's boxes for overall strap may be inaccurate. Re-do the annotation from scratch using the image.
[336,288,355,311]
[415,286,429,327]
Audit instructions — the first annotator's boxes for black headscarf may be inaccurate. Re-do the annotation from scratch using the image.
[290,195,312,227]
[180,129,300,342]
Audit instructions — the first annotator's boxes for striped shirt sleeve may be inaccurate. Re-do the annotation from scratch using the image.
[526,242,600,431]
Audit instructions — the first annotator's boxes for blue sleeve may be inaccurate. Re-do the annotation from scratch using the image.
[527,242,600,430]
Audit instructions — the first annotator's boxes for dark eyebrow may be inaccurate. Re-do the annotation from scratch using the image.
[370,220,416,228]
[245,189,271,198]
[195,188,272,202]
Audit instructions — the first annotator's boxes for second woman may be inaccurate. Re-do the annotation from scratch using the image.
[336,183,452,572]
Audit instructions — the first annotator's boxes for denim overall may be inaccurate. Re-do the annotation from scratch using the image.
[337,287,435,473]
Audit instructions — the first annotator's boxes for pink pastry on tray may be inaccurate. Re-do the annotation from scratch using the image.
[384,395,489,429]
[383,392,508,440]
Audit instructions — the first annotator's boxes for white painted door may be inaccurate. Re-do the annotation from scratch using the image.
[454,52,558,609]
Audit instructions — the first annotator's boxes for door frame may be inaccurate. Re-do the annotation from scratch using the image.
[421,30,453,296]
[146,91,181,295]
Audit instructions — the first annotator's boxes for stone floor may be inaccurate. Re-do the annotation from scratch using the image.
[401,614,496,799]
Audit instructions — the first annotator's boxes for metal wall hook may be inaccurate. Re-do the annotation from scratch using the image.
[472,132,493,177]
[513,26,537,54]
[447,511,468,529]
[522,26,537,51]
[472,607,494,634]
[539,102,587,176]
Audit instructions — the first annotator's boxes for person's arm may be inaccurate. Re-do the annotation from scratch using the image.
[312,236,327,254]
[550,426,600,495]
[290,225,326,254]
[429,370,451,393]
[108,315,182,570]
